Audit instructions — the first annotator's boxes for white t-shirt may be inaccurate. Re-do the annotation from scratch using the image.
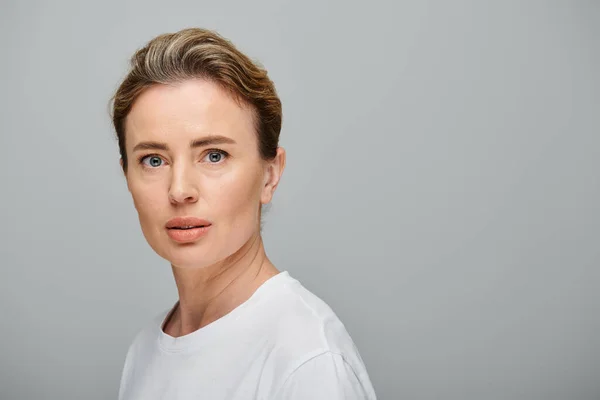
[118,271,377,399]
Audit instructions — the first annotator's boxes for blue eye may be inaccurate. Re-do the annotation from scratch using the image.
[140,155,163,168]
[137,150,228,169]
[207,152,222,163]
[205,150,228,164]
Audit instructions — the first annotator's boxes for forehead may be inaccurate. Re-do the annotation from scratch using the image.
[125,79,256,148]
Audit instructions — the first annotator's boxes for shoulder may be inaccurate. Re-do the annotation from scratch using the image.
[122,305,171,357]
[258,274,375,397]
[263,274,355,355]
[272,350,377,399]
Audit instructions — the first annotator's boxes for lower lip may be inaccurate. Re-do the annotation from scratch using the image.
[166,225,211,243]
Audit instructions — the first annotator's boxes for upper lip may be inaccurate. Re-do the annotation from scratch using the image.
[166,216,212,229]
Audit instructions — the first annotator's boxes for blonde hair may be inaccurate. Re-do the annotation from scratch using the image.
[110,27,282,174]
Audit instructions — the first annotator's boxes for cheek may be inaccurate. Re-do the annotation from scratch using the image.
[211,168,262,218]
[130,184,164,223]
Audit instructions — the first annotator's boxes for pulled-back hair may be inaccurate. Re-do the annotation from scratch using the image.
[110,27,282,174]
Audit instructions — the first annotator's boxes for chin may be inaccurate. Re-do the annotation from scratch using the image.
[160,247,212,268]
[163,238,213,264]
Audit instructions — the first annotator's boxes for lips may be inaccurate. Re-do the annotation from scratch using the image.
[166,216,212,229]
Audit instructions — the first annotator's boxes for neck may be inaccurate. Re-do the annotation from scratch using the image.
[165,232,279,337]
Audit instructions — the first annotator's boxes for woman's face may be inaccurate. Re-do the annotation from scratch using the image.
[122,79,284,269]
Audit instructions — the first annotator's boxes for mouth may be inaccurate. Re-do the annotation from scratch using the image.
[168,225,209,230]
[165,216,212,229]
[165,216,212,243]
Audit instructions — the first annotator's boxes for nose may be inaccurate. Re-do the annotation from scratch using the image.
[168,163,199,204]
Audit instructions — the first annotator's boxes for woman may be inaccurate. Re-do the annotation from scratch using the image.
[112,27,377,399]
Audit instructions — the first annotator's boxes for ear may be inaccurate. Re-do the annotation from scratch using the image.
[260,147,286,205]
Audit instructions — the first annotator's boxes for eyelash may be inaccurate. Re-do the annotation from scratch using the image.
[137,149,230,168]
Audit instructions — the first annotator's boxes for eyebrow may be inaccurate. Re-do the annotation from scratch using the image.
[132,135,237,153]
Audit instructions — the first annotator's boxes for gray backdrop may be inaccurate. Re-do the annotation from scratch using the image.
[1,1,598,399]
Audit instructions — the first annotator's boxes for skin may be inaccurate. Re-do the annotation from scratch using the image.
[120,78,286,337]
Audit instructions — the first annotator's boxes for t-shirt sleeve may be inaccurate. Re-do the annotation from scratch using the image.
[273,351,376,400]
